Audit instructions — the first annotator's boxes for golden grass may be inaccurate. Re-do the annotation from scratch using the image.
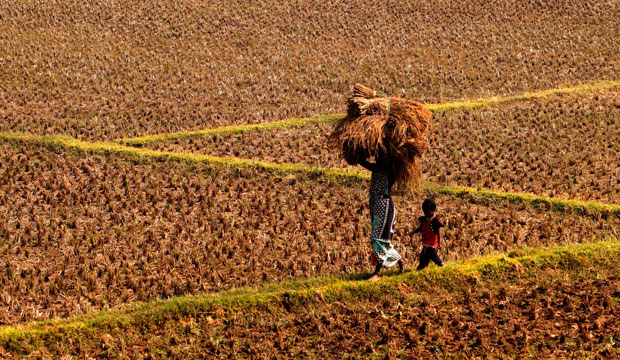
[120,113,346,146]
[427,79,620,111]
[329,83,432,189]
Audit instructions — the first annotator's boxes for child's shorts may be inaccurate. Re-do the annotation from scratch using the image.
[417,246,443,270]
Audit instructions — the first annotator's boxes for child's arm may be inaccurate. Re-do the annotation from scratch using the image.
[412,217,424,234]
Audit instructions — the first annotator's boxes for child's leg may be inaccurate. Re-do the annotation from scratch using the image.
[417,248,431,270]
[429,248,444,267]
[397,259,404,274]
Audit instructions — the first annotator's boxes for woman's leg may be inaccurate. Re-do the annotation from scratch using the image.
[369,264,382,281]
[369,196,401,278]
[377,197,402,269]
[369,196,392,273]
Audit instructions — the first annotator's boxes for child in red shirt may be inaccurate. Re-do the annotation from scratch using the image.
[412,199,444,270]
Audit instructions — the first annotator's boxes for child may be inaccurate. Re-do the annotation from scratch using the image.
[358,150,404,281]
[412,199,444,270]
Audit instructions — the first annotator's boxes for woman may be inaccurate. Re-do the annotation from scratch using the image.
[358,149,404,281]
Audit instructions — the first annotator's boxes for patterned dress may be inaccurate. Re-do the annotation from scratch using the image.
[368,168,402,268]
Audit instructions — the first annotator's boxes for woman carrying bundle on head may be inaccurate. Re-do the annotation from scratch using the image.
[329,84,433,281]
[358,148,403,280]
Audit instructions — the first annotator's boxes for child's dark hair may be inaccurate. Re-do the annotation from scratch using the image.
[422,199,437,212]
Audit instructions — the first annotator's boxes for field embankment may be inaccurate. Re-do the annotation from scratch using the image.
[0,0,618,357]
[0,241,618,358]
[138,88,620,204]
[1,140,618,325]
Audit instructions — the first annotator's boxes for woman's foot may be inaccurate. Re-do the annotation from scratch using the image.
[369,274,381,281]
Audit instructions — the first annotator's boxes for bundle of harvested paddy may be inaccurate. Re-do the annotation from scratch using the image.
[329,84,432,189]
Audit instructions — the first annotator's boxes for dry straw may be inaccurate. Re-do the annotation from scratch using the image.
[329,84,432,190]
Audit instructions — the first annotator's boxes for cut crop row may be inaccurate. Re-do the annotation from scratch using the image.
[1,0,619,140]
[0,140,618,324]
[147,90,620,204]
[1,242,617,358]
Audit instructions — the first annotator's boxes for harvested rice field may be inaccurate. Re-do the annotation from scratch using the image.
[1,141,618,325]
[1,0,619,357]
[141,89,620,204]
[1,242,618,358]
[1,0,619,140]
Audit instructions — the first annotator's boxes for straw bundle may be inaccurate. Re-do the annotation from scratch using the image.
[329,84,432,189]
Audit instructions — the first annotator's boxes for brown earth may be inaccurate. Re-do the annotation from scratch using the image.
[0,141,618,324]
[1,0,619,140]
[150,90,620,204]
[3,249,618,359]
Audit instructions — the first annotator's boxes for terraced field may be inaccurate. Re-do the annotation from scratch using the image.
[3,139,617,325]
[1,242,618,358]
[1,0,619,357]
[1,0,619,140]
[134,89,620,204]
[1,80,619,358]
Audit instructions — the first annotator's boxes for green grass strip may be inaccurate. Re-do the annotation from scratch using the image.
[0,130,365,179]
[120,113,346,146]
[426,79,620,112]
[425,182,620,217]
[0,240,618,349]
[120,79,620,145]
[2,131,620,218]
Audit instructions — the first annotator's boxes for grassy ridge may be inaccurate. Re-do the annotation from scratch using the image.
[2,131,620,218]
[119,79,620,145]
[0,240,617,354]
[426,79,620,111]
[425,182,620,218]
[120,113,346,146]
